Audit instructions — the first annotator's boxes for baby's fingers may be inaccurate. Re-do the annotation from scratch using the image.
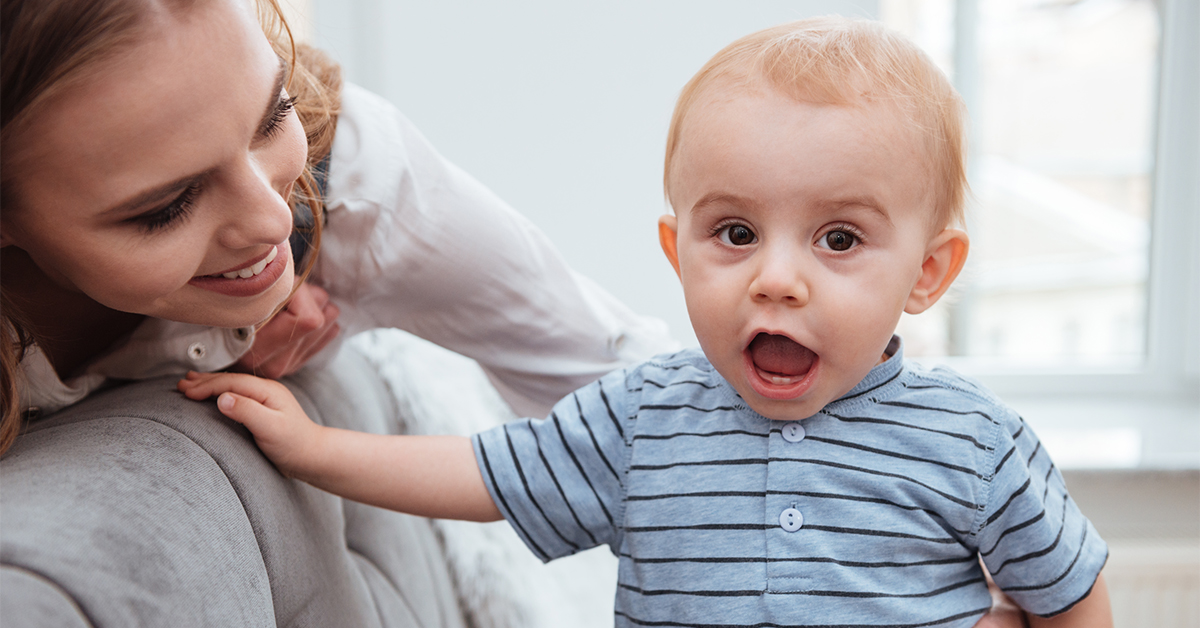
[178,371,296,412]
[208,390,277,432]
[178,372,320,475]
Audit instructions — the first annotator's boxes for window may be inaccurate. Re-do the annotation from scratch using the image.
[885,0,1198,468]
[886,0,1159,365]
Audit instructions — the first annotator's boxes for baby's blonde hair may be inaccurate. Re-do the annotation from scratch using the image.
[664,16,967,230]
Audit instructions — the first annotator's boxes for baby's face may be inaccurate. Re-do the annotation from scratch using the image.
[663,88,942,421]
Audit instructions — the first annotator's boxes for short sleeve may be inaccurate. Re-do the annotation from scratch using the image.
[471,369,632,562]
[975,412,1108,617]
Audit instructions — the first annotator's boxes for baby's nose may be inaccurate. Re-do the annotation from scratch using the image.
[749,253,809,306]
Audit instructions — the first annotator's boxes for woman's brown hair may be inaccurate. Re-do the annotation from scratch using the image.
[0,0,342,454]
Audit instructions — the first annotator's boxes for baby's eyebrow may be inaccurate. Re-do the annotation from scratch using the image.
[690,191,893,225]
[823,196,892,225]
[691,192,761,214]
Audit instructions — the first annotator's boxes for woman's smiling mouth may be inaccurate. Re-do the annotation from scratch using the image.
[212,246,278,279]
[188,243,289,298]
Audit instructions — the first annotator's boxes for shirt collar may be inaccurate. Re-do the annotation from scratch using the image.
[824,334,906,412]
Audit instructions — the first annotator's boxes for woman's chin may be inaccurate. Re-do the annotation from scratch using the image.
[143,285,291,330]
[162,254,296,327]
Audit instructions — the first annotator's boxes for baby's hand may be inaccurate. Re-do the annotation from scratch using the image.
[177,371,325,479]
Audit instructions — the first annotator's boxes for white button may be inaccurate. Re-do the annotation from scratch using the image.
[781,422,806,443]
[779,507,803,532]
[187,342,207,361]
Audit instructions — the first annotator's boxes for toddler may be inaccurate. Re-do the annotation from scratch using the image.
[181,16,1110,627]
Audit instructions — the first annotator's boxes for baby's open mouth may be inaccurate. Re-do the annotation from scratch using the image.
[748,333,816,385]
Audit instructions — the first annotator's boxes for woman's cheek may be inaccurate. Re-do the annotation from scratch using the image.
[91,244,205,309]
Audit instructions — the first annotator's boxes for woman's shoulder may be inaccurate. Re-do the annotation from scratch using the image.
[324,84,409,203]
[322,83,463,225]
[18,320,253,417]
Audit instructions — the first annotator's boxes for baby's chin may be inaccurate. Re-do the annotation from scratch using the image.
[748,401,825,420]
[736,386,832,422]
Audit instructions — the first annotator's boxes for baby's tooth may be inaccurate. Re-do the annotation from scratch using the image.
[238,267,254,279]
[223,271,240,279]
[771,376,796,385]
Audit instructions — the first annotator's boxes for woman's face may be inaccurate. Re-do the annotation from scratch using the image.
[0,0,306,328]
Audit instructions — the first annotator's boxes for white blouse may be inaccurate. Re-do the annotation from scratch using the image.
[19,84,675,419]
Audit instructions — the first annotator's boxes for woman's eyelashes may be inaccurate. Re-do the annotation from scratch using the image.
[259,95,296,139]
[132,184,201,233]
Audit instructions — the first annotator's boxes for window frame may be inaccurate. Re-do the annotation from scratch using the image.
[943,0,1199,468]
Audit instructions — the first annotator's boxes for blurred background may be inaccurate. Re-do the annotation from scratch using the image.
[282,0,1198,624]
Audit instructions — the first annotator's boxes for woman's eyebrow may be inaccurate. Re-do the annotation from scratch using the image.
[255,59,288,137]
[100,172,209,218]
[101,61,287,217]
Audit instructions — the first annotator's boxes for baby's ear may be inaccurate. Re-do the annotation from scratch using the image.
[905,228,969,314]
[658,214,681,278]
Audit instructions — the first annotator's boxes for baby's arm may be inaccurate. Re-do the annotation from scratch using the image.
[178,371,502,522]
[1027,573,1111,628]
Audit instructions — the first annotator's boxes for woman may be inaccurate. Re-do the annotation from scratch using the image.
[0,0,672,448]
[0,1,1027,625]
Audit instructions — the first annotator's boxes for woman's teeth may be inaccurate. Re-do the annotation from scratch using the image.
[221,247,277,279]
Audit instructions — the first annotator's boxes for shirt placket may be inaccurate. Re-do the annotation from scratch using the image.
[764,418,813,593]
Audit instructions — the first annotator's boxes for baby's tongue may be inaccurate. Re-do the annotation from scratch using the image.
[748,333,815,376]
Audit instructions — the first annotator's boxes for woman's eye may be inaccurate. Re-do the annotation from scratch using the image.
[819,230,858,251]
[260,95,296,139]
[719,224,757,246]
[133,184,201,233]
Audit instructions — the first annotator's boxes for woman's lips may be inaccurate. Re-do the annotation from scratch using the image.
[213,246,278,279]
[743,333,819,400]
[188,243,289,298]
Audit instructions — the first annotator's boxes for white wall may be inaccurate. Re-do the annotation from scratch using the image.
[312,1,879,346]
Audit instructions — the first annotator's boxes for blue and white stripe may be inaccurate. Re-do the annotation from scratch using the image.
[472,340,1107,627]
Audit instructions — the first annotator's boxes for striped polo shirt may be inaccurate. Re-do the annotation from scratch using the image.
[472,340,1108,628]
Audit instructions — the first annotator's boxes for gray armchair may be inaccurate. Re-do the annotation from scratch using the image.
[1,342,468,627]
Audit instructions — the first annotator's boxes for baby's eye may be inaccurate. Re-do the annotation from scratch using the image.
[718,224,757,246]
[818,230,858,251]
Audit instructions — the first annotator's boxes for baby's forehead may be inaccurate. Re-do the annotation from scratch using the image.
[699,78,921,133]
[680,83,936,175]
[667,83,942,227]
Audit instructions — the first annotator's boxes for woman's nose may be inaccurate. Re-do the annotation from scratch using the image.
[749,246,809,306]
[215,160,295,250]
